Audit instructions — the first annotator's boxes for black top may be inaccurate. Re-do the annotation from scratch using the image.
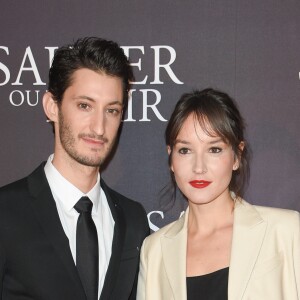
[186,267,229,300]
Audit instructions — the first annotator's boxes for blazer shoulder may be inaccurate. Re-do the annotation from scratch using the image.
[253,204,300,231]
[103,181,146,214]
[0,176,29,202]
[101,180,149,232]
[101,181,145,212]
[0,163,46,204]
[142,216,184,252]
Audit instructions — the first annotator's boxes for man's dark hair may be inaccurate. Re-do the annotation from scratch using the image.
[48,37,134,109]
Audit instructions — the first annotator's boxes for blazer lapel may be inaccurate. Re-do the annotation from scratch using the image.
[228,200,267,300]
[27,164,86,298]
[161,208,189,300]
[99,179,126,300]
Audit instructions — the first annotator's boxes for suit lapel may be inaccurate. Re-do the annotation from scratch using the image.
[100,179,126,300]
[27,163,86,298]
[228,200,267,300]
[161,209,188,300]
[157,200,267,300]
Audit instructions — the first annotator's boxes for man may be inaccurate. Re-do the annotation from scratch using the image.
[0,37,149,300]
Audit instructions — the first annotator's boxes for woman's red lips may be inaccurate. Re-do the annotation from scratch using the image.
[189,180,212,188]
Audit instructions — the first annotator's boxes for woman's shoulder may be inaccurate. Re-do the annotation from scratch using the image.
[244,200,300,229]
[254,203,298,219]
[142,213,186,251]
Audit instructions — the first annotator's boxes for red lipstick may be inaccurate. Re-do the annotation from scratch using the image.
[189,180,211,189]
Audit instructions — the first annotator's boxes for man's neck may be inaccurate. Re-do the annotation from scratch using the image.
[52,154,100,194]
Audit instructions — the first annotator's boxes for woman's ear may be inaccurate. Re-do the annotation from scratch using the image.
[238,141,245,152]
[167,146,174,172]
[42,92,58,123]
[167,145,171,155]
[233,141,245,170]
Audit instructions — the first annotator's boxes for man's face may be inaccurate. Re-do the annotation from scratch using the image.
[55,68,123,167]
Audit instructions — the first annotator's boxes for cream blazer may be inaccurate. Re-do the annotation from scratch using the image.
[137,200,300,300]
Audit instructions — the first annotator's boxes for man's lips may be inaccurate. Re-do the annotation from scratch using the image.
[81,137,107,146]
[189,180,212,189]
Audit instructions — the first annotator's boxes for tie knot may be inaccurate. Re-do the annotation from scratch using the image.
[74,196,93,213]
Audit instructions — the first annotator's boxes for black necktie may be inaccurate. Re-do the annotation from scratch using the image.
[74,196,99,300]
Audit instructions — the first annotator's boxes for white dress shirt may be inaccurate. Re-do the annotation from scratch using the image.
[44,154,114,298]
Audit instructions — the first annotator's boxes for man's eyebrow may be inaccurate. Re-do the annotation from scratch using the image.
[107,100,123,106]
[73,96,123,106]
[73,95,95,101]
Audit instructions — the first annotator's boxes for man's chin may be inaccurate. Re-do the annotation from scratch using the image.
[71,154,105,168]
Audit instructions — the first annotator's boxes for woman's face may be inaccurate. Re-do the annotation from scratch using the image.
[169,114,238,206]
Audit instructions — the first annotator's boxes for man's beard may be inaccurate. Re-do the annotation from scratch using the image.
[58,110,115,167]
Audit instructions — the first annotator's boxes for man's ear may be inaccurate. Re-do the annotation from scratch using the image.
[42,92,58,123]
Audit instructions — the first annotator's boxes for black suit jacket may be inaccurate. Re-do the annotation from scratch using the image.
[0,163,149,300]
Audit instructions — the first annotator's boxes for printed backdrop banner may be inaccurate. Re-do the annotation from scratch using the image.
[0,1,299,230]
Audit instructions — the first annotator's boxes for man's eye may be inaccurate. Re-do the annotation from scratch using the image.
[210,147,222,153]
[78,103,90,110]
[178,148,190,154]
[107,108,121,115]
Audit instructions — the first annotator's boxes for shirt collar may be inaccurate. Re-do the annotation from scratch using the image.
[44,154,101,213]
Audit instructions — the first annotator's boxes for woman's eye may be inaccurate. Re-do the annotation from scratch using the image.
[210,147,222,153]
[178,148,190,154]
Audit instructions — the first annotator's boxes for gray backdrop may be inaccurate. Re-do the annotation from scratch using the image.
[0,0,300,230]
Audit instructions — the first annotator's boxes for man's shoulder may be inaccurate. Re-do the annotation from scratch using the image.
[0,176,29,197]
[101,180,149,235]
[0,177,31,219]
[101,180,144,211]
[0,163,45,202]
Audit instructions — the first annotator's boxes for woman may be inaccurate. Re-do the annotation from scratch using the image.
[137,88,300,300]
